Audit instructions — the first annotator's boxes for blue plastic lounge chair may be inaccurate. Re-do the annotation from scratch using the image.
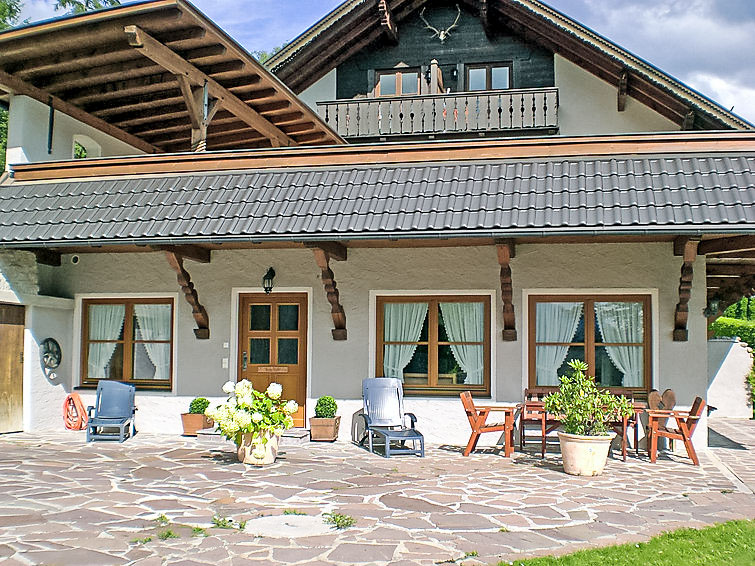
[360,377,424,457]
[86,381,136,442]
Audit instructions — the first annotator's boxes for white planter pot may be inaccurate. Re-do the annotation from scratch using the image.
[557,431,616,476]
[237,431,281,466]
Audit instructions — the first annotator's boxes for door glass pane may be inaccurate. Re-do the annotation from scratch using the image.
[402,344,428,385]
[278,304,299,331]
[133,303,171,340]
[132,342,171,381]
[595,346,643,388]
[88,304,125,340]
[379,73,397,96]
[535,345,584,386]
[87,343,123,380]
[468,67,486,91]
[278,338,298,364]
[249,338,270,364]
[491,66,510,89]
[594,302,644,343]
[401,72,419,95]
[250,304,271,331]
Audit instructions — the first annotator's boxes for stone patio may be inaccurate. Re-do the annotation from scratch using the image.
[0,419,753,566]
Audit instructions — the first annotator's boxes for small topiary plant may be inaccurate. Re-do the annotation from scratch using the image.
[314,396,337,419]
[189,397,210,415]
[543,359,632,436]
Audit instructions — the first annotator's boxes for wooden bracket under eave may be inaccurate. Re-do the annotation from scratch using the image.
[164,251,210,339]
[673,237,700,341]
[617,70,629,112]
[479,0,494,39]
[378,0,399,44]
[311,247,347,340]
[496,239,517,341]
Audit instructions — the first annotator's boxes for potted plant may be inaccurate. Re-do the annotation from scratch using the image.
[205,380,298,465]
[181,397,213,436]
[309,396,340,441]
[543,360,632,476]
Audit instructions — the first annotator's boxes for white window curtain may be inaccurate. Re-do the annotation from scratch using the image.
[383,302,428,380]
[535,302,583,386]
[88,304,126,379]
[134,304,172,381]
[595,302,644,387]
[440,302,485,385]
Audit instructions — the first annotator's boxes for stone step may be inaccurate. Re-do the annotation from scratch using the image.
[281,428,310,446]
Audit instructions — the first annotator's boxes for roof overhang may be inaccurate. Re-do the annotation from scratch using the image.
[0,0,343,153]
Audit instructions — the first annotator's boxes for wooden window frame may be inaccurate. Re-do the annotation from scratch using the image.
[376,295,491,397]
[527,294,652,393]
[80,298,174,390]
[465,62,513,91]
[375,68,421,97]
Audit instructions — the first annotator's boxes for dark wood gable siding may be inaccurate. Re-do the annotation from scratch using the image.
[335,2,553,99]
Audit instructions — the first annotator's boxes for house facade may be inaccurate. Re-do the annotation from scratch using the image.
[0,0,753,448]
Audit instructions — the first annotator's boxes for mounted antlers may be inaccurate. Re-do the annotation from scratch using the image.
[419,4,461,43]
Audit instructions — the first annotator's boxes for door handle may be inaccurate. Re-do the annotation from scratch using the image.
[242,351,248,370]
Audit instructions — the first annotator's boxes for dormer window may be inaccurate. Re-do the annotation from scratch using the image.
[376,68,420,96]
[466,63,512,91]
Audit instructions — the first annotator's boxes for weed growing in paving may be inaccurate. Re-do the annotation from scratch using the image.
[130,536,152,545]
[283,509,307,515]
[192,527,207,537]
[237,520,247,531]
[499,527,509,532]
[154,514,169,526]
[158,530,179,540]
[211,515,235,529]
[323,512,356,529]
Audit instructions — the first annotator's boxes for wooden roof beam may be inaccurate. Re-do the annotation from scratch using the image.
[304,241,347,262]
[0,68,161,154]
[699,236,755,255]
[618,70,629,112]
[378,0,399,45]
[125,25,295,148]
[154,244,211,263]
[707,264,755,276]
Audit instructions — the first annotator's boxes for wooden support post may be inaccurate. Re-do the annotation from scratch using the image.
[673,238,700,341]
[617,70,628,112]
[496,239,517,341]
[165,251,210,339]
[378,0,399,44]
[311,247,347,340]
[176,76,219,152]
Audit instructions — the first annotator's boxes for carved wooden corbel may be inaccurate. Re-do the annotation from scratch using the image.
[496,239,517,341]
[165,251,210,339]
[479,0,493,39]
[378,0,399,44]
[311,246,347,340]
[617,70,628,112]
[673,238,700,341]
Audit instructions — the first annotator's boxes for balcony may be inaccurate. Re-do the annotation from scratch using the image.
[316,87,559,141]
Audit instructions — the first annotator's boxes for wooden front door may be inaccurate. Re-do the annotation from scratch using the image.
[0,304,24,433]
[238,293,307,427]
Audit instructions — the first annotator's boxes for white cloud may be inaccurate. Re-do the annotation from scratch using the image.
[684,72,755,125]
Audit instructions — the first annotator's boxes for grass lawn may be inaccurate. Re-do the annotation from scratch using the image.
[502,520,755,566]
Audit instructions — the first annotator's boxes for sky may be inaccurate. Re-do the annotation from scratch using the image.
[18,0,755,124]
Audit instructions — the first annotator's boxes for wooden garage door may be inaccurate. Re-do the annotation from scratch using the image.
[0,304,24,433]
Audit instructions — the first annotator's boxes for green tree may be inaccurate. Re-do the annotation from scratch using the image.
[253,43,288,65]
[0,0,23,172]
[54,0,119,14]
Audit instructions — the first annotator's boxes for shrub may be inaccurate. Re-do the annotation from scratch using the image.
[189,397,210,415]
[710,317,755,346]
[723,297,755,320]
[543,360,632,436]
[314,396,338,418]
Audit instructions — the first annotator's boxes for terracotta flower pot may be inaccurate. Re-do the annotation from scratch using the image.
[237,431,280,466]
[181,413,213,436]
[309,416,341,441]
[557,431,616,476]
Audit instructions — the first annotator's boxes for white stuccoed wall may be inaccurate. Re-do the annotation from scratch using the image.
[708,338,753,419]
[16,243,709,450]
[298,69,337,112]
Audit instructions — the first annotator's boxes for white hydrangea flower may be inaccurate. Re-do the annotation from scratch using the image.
[251,412,263,423]
[283,416,294,429]
[222,380,236,394]
[234,410,252,429]
[283,400,299,414]
[236,394,253,409]
[266,383,283,400]
[235,379,253,396]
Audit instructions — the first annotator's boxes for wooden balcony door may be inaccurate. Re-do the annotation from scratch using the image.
[0,304,24,433]
[238,293,307,427]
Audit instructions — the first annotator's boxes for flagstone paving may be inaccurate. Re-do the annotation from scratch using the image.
[0,419,753,566]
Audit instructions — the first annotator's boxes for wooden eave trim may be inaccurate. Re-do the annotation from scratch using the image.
[10,131,755,182]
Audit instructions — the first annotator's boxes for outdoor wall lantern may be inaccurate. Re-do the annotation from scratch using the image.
[703,297,720,318]
[263,267,276,294]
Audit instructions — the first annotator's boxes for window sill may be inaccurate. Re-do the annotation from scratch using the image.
[75,384,172,392]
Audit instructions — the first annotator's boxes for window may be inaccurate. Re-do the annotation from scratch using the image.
[466,63,512,91]
[376,68,420,96]
[528,295,651,391]
[81,298,174,389]
[376,296,491,395]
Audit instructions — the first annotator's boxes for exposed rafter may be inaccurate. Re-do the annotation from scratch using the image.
[496,239,517,341]
[378,0,399,44]
[0,69,161,154]
[311,245,347,340]
[673,237,700,341]
[124,25,296,148]
[165,250,210,339]
[698,235,755,256]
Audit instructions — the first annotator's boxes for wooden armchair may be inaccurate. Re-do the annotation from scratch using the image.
[459,391,519,457]
[520,387,561,458]
[646,396,705,466]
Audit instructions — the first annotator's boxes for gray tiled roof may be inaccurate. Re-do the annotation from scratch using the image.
[1,155,754,246]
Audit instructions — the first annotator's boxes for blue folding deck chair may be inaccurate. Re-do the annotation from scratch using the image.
[360,377,424,457]
[86,380,137,443]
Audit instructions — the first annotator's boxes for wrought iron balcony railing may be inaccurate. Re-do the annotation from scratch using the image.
[316,87,559,139]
